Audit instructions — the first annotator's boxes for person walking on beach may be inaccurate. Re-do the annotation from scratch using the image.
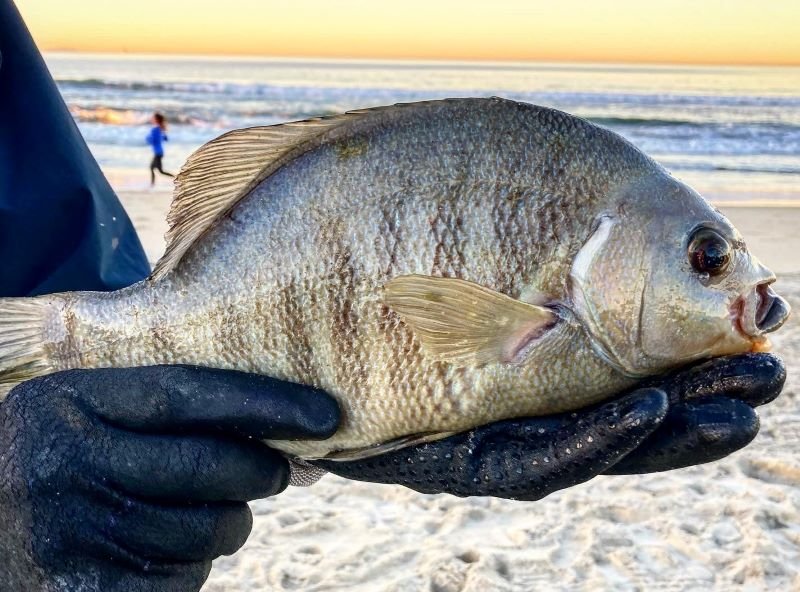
[146,112,174,186]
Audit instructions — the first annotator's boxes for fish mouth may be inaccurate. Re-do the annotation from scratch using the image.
[733,283,791,348]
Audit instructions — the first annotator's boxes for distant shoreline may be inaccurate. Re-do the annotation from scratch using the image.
[40,51,800,70]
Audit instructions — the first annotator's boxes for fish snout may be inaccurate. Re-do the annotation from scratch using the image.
[738,281,791,342]
[754,283,791,334]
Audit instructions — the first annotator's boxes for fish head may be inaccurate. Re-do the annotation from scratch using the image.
[569,172,790,377]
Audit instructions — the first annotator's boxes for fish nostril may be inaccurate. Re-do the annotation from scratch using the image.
[755,283,791,333]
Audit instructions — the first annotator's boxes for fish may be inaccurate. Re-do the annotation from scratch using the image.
[0,98,790,469]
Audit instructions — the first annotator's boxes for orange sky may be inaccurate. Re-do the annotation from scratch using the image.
[16,0,800,65]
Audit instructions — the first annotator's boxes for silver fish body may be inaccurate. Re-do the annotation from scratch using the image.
[0,98,788,460]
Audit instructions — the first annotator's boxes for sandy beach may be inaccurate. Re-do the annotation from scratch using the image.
[118,190,800,591]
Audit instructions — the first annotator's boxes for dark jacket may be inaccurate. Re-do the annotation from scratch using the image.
[0,0,150,297]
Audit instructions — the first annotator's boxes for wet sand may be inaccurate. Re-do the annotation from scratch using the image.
[118,190,800,591]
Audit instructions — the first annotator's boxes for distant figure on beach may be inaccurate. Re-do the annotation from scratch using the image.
[146,112,174,186]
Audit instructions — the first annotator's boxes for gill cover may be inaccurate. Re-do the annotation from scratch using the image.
[569,215,650,377]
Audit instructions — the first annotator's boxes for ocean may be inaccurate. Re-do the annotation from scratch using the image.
[46,53,800,204]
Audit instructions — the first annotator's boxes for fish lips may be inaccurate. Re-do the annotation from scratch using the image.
[756,285,791,333]
[737,284,791,341]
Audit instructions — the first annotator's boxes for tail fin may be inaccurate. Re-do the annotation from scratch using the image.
[0,296,60,399]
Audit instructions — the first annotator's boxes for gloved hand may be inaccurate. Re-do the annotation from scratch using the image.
[0,365,339,592]
[321,353,784,499]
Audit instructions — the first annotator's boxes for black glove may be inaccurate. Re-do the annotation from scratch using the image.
[0,365,339,592]
[321,353,784,500]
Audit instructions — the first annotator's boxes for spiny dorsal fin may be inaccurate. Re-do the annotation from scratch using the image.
[151,99,500,280]
[384,275,558,366]
[151,117,351,279]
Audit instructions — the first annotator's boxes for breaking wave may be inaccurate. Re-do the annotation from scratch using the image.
[47,56,800,202]
[68,105,203,126]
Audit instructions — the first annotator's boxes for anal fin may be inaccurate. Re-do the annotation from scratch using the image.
[315,431,457,462]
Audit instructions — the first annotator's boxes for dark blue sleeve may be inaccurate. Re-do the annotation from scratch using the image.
[0,0,151,297]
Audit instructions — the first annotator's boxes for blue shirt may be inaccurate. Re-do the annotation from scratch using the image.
[146,126,168,157]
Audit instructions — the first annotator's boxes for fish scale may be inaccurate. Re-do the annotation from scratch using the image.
[0,98,788,462]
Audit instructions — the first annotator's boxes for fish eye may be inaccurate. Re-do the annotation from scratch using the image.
[688,227,731,277]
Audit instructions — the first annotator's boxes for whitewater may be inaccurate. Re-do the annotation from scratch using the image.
[48,53,800,204]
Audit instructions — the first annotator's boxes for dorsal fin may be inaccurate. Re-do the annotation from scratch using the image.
[150,115,356,279]
[150,99,498,280]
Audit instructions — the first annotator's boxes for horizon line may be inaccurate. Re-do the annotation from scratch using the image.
[41,48,800,69]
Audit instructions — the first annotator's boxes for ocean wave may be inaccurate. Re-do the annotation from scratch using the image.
[59,78,172,91]
[712,164,800,175]
[590,116,703,127]
[590,117,800,135]
[56,77,800,107]
[58,78,276,95]
[67,102,800,140]
[68,105,202,126]
[655,158,800,176]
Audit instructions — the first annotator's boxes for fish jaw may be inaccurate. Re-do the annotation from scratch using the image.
[730,283,791,352]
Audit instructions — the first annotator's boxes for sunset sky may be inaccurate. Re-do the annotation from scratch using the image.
[15,0,800,65]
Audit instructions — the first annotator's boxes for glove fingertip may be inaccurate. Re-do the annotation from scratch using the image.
[268,458,292,496]
[286,388,341,440]
[607,396,760,475]
[661,353,786,408]
[741,353,785,407]
[693,398,760,449]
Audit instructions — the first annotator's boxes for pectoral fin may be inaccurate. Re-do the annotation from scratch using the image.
[384,275,557,366]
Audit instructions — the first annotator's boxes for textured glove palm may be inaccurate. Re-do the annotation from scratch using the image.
[323,353,784,499]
